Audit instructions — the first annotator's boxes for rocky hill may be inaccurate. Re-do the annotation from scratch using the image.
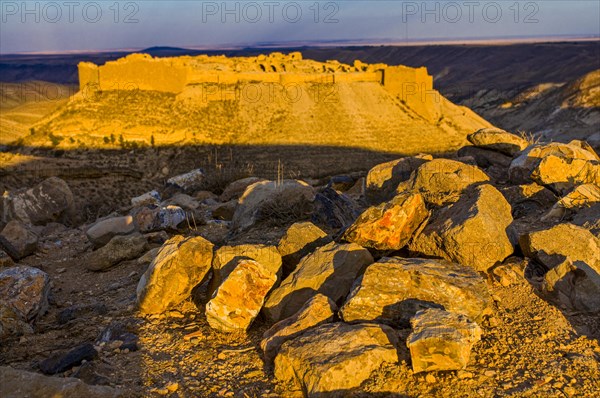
[16,52,491,155]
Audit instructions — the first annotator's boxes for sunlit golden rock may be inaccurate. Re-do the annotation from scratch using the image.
[340,257,492,327]
[407,308,482,373]
[467,128,529,156]
[365,154,432,204]
[136,235,213,314]
[206,258,277,332]
[409,184,513,272]
[398,159,490,207]
[209,244,282,295]
[509,141,599,185]
[263,241,373,323]
[261,293,336,363]
[341,192,428,251]
[274,322,399,396]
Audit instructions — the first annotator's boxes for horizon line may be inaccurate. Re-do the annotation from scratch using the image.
[2,34,598,56]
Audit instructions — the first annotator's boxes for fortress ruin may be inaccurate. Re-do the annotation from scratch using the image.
[78,52,439,120]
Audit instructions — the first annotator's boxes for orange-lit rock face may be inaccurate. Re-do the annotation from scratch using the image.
[342,192,428,251]
[206,258,277,332]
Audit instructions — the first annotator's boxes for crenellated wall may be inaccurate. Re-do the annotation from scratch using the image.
[78,52,438,120]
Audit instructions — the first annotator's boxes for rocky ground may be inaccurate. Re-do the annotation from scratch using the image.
[1,128,600,397]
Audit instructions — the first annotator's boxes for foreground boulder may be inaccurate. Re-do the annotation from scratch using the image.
[209,244,282,294]
[263,242,373,322]
[85,234,148,272]
[520,224,600,313]
[274,322,399,397]
[341,192,428,251]
[137,235,213,314]
[4,177,74,225]
[85,216,136,248]
[232,180,315,232]
[340,257,492,327]
[467,128,529,156]
[410,184,513,271]
[0,265,50,339]
[398,159,490,206]
[261,293,336,363]
[0,220,38,260]
[277,222,330,276]
[407,308,482,373]
[0,366,121,398]
[206,259,277,332]
[509,141,599,185]
[365,154,432,204]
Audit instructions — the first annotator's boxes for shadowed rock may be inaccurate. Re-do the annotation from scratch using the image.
[85,234,148,272]
[137,235,213,314]
[85,216,136,248]
[274,322,400,397]
[263,241,373,323]
[410,184,513,271]
[311,187,360,229]
[0,366,121,398]
[341,192,428,251]
[232,180,315,232]
[340,257,492,327]
[407,308,482,373]
[0,220,38,260]
[0,265,49,339]
[3,177,74,225]
[39,343,98,375]
[261,293,336,363]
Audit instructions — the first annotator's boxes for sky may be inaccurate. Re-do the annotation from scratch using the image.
[1,1,599,53]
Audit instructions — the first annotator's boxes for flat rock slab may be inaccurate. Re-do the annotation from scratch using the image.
[206,259,277,332]
[263,241,373,323]
[274,322,400,397]
[340,257,492,327]
[410,184,513,271]
[261,293,336,363]
[407,308,482,373]
[342,192,428,251]
[137,235,214,314]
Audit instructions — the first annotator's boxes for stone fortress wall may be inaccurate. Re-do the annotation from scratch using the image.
[78,52,437,120]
